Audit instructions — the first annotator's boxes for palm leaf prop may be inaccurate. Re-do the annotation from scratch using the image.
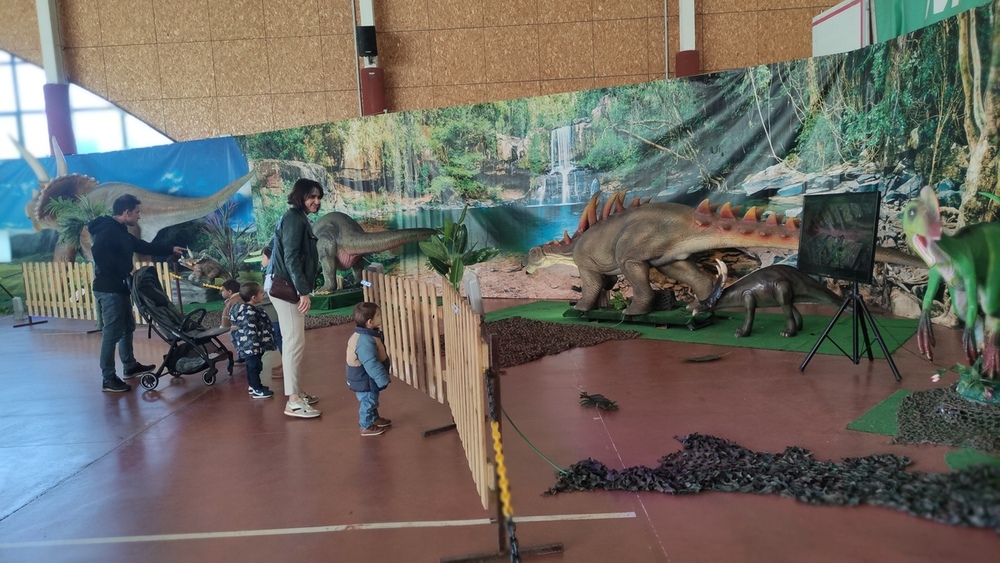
[579,390,619,410]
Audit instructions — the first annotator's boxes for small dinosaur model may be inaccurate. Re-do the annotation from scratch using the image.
[178,249,229,283]
[523,192,921,316]
[313,212,435,291]
[689,261,843,337]
[902,186,1000,379]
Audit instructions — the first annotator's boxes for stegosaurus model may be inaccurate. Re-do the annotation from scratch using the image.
[690,261,843,338]
[902,186,1000,381]
[523,192,922,316]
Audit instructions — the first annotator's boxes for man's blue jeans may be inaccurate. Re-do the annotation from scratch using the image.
[95,291,138,381]
[355,390,381,429]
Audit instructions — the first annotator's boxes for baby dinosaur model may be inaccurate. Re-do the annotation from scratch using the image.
[523,192,921,316]
[313,212,435,291]
[689,261,842,337]
[902,186,1000,379]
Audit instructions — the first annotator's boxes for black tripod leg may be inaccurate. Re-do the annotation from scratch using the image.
[858,300,902,381]
[856,295,875,362]
[800,294,852,372]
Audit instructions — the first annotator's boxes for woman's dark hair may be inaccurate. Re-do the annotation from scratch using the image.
[287,178,324,210]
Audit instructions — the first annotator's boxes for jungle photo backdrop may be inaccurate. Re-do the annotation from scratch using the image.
[235,3,999,312]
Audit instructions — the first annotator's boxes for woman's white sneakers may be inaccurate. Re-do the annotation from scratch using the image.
[284,398,321,418]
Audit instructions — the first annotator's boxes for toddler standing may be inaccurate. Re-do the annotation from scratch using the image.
[229,282,277,399]
[345,302,392,436]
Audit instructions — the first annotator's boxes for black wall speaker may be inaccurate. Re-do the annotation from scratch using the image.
[356,26,378,57]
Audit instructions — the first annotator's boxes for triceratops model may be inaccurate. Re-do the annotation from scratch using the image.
[312,212,435,291]
[524,191,923,316]
[178,249,229,284]
[902,186,1000,380]
[690,261,843,338]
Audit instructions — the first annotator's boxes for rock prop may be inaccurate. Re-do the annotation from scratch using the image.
[545,433,1000,533]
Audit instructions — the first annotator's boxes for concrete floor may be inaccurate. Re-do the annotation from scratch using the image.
[0,300,997,562]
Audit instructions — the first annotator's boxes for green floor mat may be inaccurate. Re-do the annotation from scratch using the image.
[485,300,916,357]
[845,390,911,435]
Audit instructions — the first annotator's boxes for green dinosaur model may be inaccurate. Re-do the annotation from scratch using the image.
[313,212,435,291]
[901,186,1000,381]
[523,192,923,316]
[689,261,843,338]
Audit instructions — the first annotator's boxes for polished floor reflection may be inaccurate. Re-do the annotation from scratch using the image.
[0,300,997,562]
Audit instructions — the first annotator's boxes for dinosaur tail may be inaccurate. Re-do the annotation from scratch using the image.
[347,228,436,254]
[874,247,925,268]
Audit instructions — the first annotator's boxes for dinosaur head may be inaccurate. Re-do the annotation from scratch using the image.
[901,186,942,264]
[688,259,727,315]
[522,235,576,274]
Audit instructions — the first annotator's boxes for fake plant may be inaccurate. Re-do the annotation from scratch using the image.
[419,206,500,290]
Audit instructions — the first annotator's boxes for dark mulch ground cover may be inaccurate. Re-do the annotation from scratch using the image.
[484,316,640,368]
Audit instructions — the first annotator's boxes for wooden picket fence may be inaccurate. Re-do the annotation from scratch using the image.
[363,270,492,509]
[20,261,174,324]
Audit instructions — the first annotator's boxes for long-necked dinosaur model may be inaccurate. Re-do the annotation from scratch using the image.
[312,212,435,291]
[13,137,251,257]
[689,261,843,338]
[902,186,1000,379]
[523,192,923,316]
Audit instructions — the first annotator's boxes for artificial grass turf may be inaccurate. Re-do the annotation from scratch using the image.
[484,300,917,357]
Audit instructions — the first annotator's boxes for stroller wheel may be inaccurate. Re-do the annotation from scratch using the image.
[203,369,217,386]
[140,373,158,390]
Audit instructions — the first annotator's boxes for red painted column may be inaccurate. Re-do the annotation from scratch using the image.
[675,50,701,78]
[43,83,77,155]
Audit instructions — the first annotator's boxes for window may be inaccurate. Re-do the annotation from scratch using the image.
[0,51,173,160]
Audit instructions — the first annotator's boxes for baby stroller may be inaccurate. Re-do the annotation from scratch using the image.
[130,265,233,390]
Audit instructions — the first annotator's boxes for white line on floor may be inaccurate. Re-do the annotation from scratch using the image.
[0,512,636,548]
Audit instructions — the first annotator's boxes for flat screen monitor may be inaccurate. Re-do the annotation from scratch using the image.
[797,190,881,284]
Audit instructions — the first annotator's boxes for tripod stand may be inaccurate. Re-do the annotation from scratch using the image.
[799,281,900,381]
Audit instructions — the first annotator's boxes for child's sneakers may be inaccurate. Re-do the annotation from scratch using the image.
[285,398,321,418]
[374,417,392,428]
[361,425,387,436]
[249,386,274,399]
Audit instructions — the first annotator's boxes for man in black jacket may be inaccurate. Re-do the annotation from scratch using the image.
[89,194,184,392]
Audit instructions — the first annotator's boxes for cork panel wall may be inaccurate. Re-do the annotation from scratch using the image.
[63,47,107,95]
[270,92,326,130]
[321,34,360,91]
[104,44,162,101]
[537,0,594,24]
[266,36,327,94]
[161,97,219,139]
[700,10,759,72]
[593,18,648,77]
[373,0,430,32]
[117,99,165,132]
[98,0,155,46]
[213,39,270,97]
[264,0,320,39]
[430,28,487,86]
[594,0,645,20]
[378,31,432,89]
[152,0,212,43]
[325,90,359,122]
[485,81,541,102]
[207,0,266,41]
[0,0,839,141]
[538,22,594,80]
[157,41,215,98]
[59,0,102,48]
[483,0,537,27]
[757,7,818,64]
[427,0,485,29]
[484,26,540,83]
[217,95,273,136]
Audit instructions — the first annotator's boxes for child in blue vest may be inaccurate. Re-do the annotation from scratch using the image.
[345,302,392,436]
[229,282,276,399]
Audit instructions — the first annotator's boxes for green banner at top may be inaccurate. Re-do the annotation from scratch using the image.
[874,0,992,42]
